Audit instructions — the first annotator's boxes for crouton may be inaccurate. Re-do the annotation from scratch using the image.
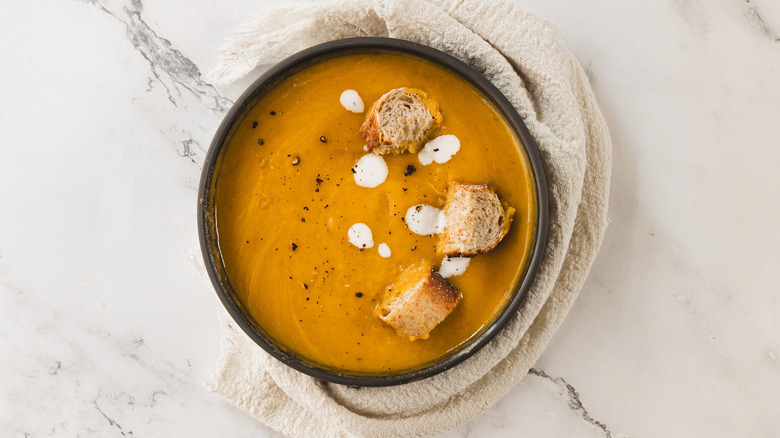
[375,260,460,341]
[359,88,442,155]
[438,183,515,257]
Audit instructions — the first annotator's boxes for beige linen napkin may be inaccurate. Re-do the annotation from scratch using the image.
[204,0,612,436]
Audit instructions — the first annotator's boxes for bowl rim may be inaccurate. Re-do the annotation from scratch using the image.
[198,37,549,387]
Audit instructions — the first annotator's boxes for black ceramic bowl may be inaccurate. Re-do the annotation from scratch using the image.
[198,37,548,386]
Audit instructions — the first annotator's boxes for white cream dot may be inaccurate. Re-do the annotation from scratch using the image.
[352,154,388,188]
[418,135,461,166]
[439,256,471,278]
[347,223,374,249]
[378,243,391,258]
[405,204,446,235]
[340,89,365,113]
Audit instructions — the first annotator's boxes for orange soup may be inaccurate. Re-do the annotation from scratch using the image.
[212,52,537,374]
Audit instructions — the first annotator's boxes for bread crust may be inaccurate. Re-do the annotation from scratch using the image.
[359,88,442,155]
[375,262,460,341]
[438,183,515,257]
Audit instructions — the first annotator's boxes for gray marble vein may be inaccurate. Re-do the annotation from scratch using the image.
[80,0,231,112]
[744,0,780,42]
[73,0,232,170]
[2,0,780,436]
[528,368,614,438]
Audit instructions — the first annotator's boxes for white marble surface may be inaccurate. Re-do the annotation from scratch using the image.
[1,0,778,436]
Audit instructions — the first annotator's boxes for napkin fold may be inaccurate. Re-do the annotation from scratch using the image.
[204,0,611,436]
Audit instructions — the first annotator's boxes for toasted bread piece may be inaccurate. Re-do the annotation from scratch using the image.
[438,183,515,257]
[375,260,460,341]
[359,88,442,155]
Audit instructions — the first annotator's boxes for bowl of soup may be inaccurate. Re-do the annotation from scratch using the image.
[198,37,548,386]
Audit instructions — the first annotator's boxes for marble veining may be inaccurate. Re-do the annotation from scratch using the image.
[81,0,231,113]
[1,0,778,436]
[526,369,613,438]
[2,278,199,437]
[744,0,780,42]
[78,0,233,174]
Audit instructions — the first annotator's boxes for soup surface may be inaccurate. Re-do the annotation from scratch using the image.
[213,52,537,374]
